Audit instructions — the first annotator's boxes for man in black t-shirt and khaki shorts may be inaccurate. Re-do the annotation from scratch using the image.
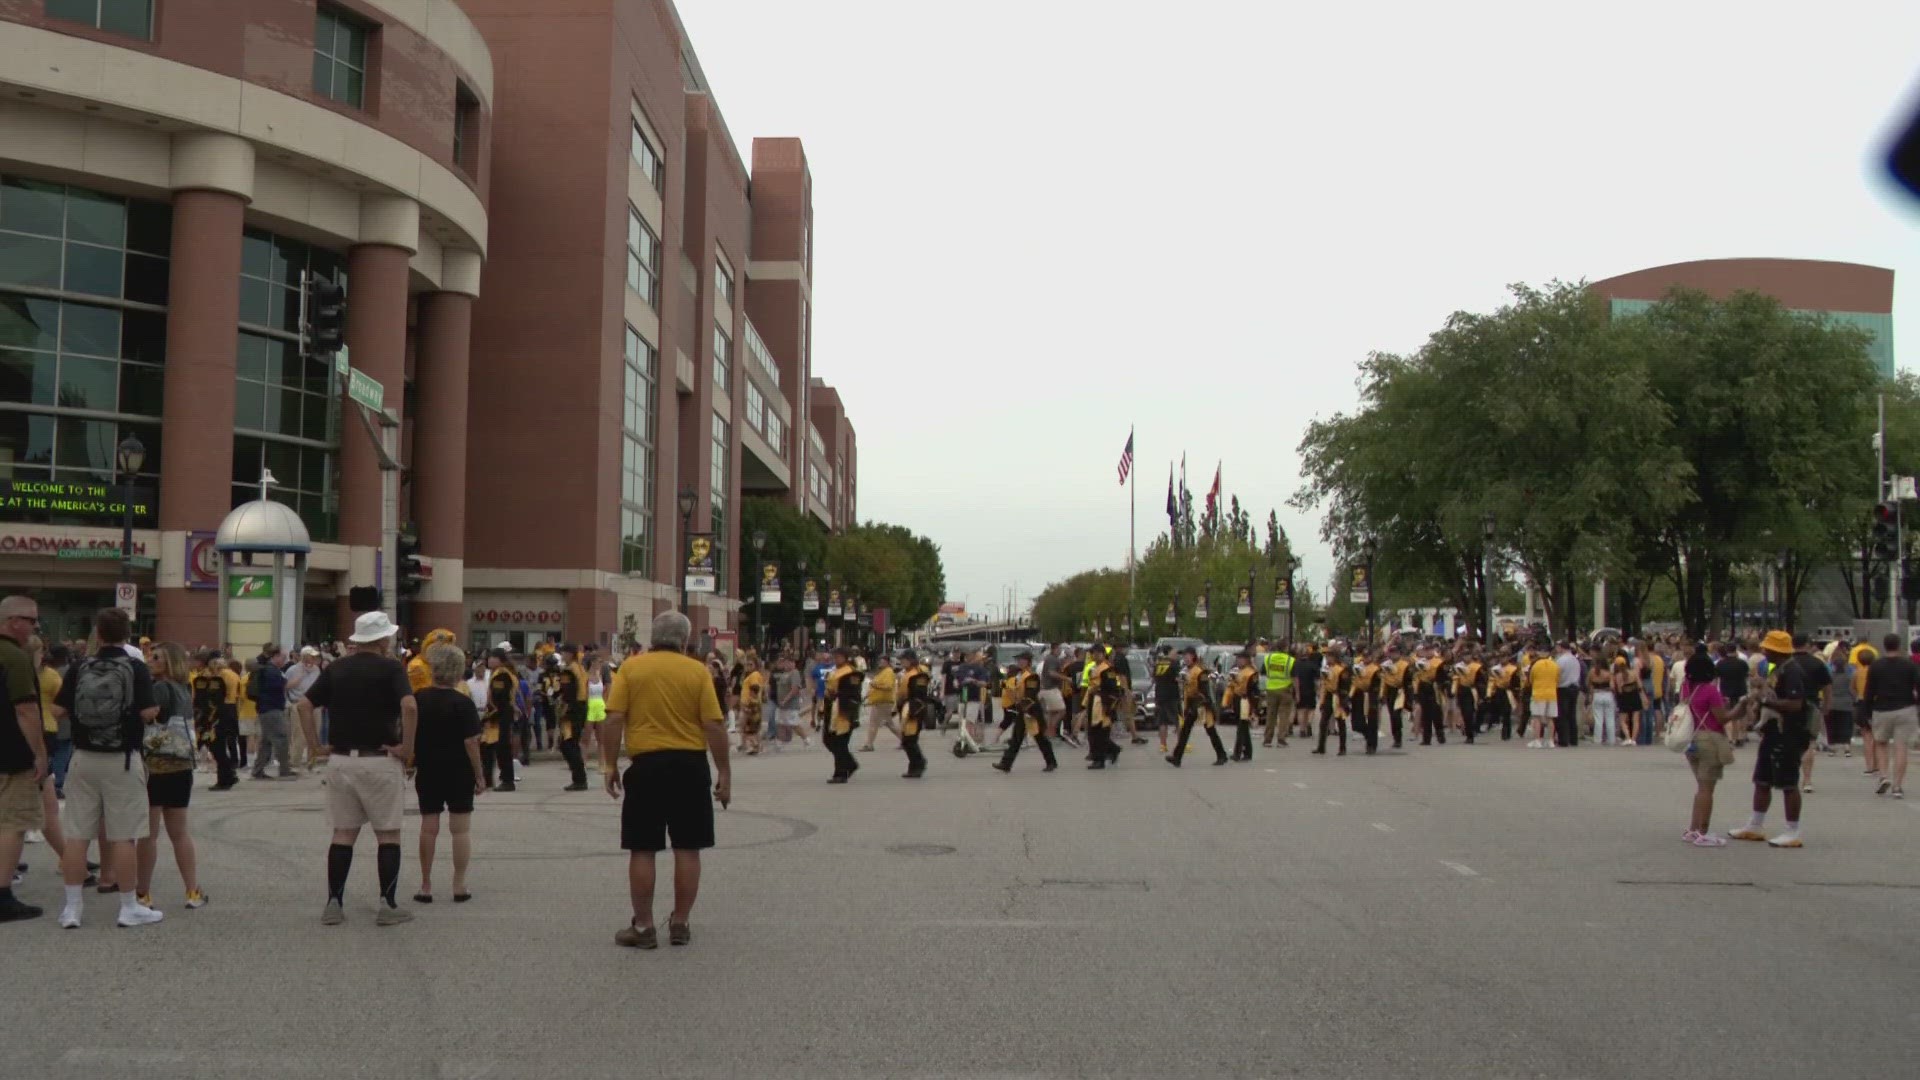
[297,612,417,927]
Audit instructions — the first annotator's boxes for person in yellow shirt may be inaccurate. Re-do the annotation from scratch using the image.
[1224,651,1260,761]
[1317,643,1350,756]
[823,648,864,783]
[1457,650,1483,744]
[409,628,458,693]
[991,652,1056,774]
[601,611,729,949]
[1380,645,1411,750]
[858,655,900,753]
[1351,648,1381,754]
[213,655,246,772]
[736,654,766,758]
[1167,647,1228,766]
[1414,647,1446,746]
[896,651,932,778]
[555,643,592,789]
[1527,648,1562,748]
[480,648,519,791]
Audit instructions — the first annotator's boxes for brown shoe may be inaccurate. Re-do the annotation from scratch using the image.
[614,922,658,949]
[668,922,691,946]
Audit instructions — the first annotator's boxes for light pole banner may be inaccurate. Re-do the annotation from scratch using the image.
[1236,586,1251,616]
[802,579,819,611]
[1274,578,1292,611]
[759,562,781,604]
[1349,565,1371,605]
[684,534,716,594]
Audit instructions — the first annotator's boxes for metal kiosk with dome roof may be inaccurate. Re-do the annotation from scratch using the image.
[214,472,312,653]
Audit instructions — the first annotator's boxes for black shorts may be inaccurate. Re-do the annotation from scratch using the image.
[1752,727,1811,790]
[416,762,475,815]
[621,750,714,852]
[147,769,192,809]
[1855,701,1874,732]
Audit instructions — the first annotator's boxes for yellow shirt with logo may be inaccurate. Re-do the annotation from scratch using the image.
[867,665,896,705]
[605,649,724,754]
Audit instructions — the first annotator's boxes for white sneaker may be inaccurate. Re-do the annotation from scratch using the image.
[116,903,164,927]
[59,905,81,929]
[1767,832,1803,849]
[1526,740,1542,749]
[23,829,42,844]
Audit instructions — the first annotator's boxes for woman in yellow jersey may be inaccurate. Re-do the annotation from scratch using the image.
[737,655,765,756]
[1526,648,1561,748]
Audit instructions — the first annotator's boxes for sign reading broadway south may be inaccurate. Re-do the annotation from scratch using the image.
[0,479,155,523]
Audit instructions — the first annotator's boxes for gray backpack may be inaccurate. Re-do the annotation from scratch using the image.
[70,653,141,768]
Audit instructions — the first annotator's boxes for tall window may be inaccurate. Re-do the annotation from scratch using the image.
[0,176,168,525]
[714,260,734,305]
[744,319,779,388]
[235,229,345,540]
[763,407,785,456]
[744,383,764,435]
[710,413,729,592]
[711,326,730,393]
[621,326,658,576]
[630,119,664,193]
[453,82,480,174]
[625,207,659,308]
[314,5,371,109]
[45,0,152,38]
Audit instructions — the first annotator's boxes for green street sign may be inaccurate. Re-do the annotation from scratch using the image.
[347,367,384,411]
[55,548,121,561]
[334,345,350,378]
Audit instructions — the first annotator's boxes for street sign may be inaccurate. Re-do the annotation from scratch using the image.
[347,367,384,411]
[56,548,121,561]
[334,345,350,379]
[114,581,136,616]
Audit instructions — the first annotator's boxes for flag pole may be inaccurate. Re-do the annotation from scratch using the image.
[1129,425,1136,636]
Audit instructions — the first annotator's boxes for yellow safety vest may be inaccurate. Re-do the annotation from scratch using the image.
[1262,651,1295,691]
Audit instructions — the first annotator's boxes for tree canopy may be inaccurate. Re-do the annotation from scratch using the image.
[739,497,946,641]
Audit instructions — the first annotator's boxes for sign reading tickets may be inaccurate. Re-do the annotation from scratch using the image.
[1236,586,1252,616]
[759,562,781,604]
[802,578,820,611]
[684,533,717,594]
[1349,565,1371,605]
[0,479,155,523]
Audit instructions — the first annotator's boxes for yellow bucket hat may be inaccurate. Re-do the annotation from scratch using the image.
[1760,630,1795,654]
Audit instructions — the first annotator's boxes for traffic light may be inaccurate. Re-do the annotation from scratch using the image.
[398,523,425,596]
[1903,557,1918,603]
[306,276,346,356]
[1873,502,1898,561]
[348,585,381,613]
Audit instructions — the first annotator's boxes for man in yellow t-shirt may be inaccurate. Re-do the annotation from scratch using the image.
[858,656,900,753]
[602,612,729,950]
[1527,650,1562,748]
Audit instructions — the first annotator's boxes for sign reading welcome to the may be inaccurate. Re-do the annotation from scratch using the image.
[0,479,155,522]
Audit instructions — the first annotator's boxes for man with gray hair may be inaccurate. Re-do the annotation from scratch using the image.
[602,611,730,949]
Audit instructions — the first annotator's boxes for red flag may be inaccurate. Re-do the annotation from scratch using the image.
[1205,463,1221,516]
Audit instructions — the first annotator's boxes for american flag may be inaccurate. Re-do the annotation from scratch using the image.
[1116,430,1134,485]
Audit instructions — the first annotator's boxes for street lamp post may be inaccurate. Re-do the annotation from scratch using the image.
[1361,539,1377,645]
[1246,565,1256,645]
[677,487,697,614]
[1277,556,1295,646]
[796,556,808,651]
[1203,580,1212,639]
[115,433,145,584]
[751,529,767,653]
[1775,549,1790,631]
[1481,514,1496,644]
[1172,589,1181,636]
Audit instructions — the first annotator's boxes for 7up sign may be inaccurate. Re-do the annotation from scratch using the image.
[228,575,274,599]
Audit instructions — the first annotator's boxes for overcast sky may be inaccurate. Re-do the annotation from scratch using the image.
[677,0,1920,620]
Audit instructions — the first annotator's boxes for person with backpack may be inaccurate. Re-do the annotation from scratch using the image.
[249,645,293,780]
[135,643,207,911]
[50,607,161,929]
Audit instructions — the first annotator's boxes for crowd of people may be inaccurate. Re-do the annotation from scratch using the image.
[6,590,1916,935]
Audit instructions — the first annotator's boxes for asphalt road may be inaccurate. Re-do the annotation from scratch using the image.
[6,732,1919,1079]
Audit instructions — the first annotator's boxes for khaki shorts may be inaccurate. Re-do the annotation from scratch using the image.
[0,770,46,832]
[64,749,150,841]
[326,753,405,832]
[1265,689,1295,720]
[1871,705,1918,746]
[1688,729,1735,783]
[865,703,896,729]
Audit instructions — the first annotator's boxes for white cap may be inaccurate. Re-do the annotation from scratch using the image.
[348,611,399,643]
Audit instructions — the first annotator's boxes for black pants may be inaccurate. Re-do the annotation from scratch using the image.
[1457,691,1478,741]
[999,722,1056,770]
[481,740,516,786]
[1172,706,1226,762]
[1386,698,1404,747]
[207,726,237,787]
[559,722,587,786]
[1491,695,1514,740]
[825,730,858,779]
[1087,722,1120,765]
[1418,691,1443,744]
[1353,691,1378,751]
[902,733,926,775]
[1231,703,1255,760]
[1318,699,1347,753]
[218,706,243,769]
[1556,686,1581,747]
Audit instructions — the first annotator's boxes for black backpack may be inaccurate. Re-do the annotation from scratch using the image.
[70,653,142,768]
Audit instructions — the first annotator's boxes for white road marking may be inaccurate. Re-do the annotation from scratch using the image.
[1325,799,1345,807]
[1439,860,1479,877]
[1264,768,1278,774]
[1371,822,1394,833]
[1291,781,1308,789]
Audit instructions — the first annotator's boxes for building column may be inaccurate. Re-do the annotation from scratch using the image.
[408,250,480,635]
[154,133,253,646]
[335,195,418,635]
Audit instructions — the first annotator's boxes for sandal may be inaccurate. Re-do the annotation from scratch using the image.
[453,893,472,903]
[413,893,433,904]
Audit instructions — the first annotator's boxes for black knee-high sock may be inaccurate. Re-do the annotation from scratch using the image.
[327,843,353,902]
[377,843,401,907]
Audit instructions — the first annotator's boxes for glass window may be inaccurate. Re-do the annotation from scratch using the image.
[231,435,336,542]
[714,260,734,305]
[620,324,658,578]
[453,82,480,174]
[765,409,785,454]
[0,177,64,236]
[0,234,61,289]
[314,5,371,109]
[745,383,764,432]
[630,118,664,193]
[712,326,730,393]
[744,320,780,389]
[45,0,152,39]
[625,207,659,308]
